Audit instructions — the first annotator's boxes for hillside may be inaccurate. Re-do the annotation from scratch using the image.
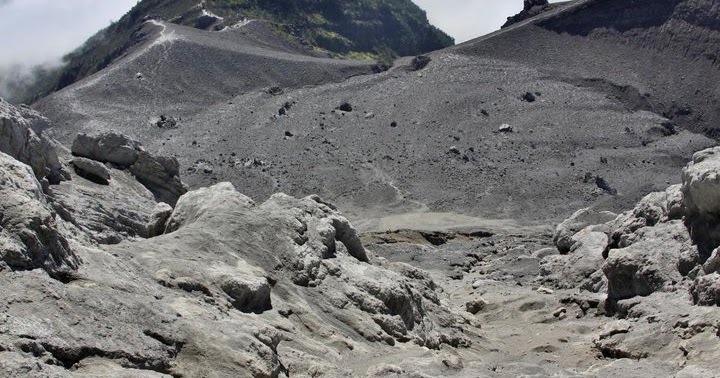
[12,0,452,104]
[36,0,719,226]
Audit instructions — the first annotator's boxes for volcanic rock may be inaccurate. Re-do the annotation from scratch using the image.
[72,133,186,205]
[72,133,141,168]
[128,151,186,206]
[0,99,68,184]
[410,55,432,71]
[691,273,720,306]
[146,202,173,238]
[0,152,78,278]
[71,157,111,185]
[682,147,720,218]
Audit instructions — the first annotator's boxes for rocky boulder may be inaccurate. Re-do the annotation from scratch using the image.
[545,147,720,303]
[71,133,187,205]
[71,133,141,168]
[541,228,608,292]
[146,202,173,238]
[164,182,255,233]
[129,183,465,354]
[604,220,696,300]
[0,99,68,184]
[0,152,78,278]
[71,157,111,185]
[683,147,720,218]
[682,147,720,253]
[129,151,186,205]
[553,207,616,254]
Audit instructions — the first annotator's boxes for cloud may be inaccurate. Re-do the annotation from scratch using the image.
[0,0,137,68]
[0,0,137,101]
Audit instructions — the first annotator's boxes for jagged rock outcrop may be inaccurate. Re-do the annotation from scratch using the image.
[503,0,552,28]
[0,99,68,184]
[541,228,609,292]
[71,133,187,205]
[0,152,78,278]
[603,219,695,300]
[51,164,159,245]
[683,147,720,254]
[547,147,720,303]
[691,273,720,306]
[0,180,469,377]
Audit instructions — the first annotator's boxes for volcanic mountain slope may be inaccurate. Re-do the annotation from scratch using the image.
[37,0,719,227]
[12,0,452,103]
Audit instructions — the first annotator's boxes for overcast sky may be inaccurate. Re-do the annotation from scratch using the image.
[0,0,555,69]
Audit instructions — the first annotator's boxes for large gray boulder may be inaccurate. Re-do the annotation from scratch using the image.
[142,183,465,352]
[71,156,111,185]
[146,202,173,238]
[129,151,186,205]
[51,166,158,245]
[71,133,187,205]
[604,220,696,300]
[541,228,608,292]
[547,178,705,302]
[0,99,68,184]
[553,207,616,254]
[71,133,141,168]
[0,152,78,277]
[682,147,720,253]
[164,182,255,233]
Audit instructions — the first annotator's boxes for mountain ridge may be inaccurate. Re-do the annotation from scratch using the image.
[7,0,452,104]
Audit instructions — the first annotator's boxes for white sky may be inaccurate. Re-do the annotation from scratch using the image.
[0,0,559,69]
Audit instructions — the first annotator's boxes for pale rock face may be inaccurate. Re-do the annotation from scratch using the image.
[146,202,173,238]
[683,147,720,218]
[0,176,468,377]
[541,228,608,291]
[549,157,719,302]
[604,220,696,300]
[0,152,78,277]
[0,99,68,184]
[164,182,255,233]
[553,208,616,254]
[129,151,185,206]
[703,248,720,274]
[682,147,720,254]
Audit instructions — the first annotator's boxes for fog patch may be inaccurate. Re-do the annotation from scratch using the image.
[0,59,64,104]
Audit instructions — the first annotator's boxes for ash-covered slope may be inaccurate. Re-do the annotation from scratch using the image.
[37,0,719,228]
[36,19,377,144]
[458,0,720,138]
[14,0,451,103]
